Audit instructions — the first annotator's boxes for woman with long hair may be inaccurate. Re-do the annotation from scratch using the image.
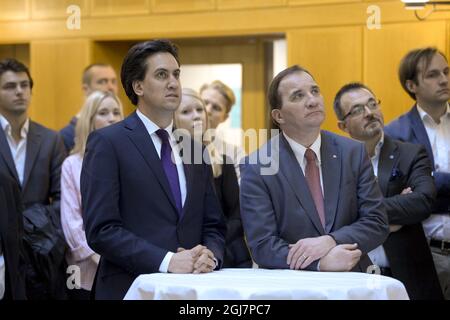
[60,91,123,299]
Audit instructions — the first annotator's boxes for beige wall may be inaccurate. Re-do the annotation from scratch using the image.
[0,0,449,144]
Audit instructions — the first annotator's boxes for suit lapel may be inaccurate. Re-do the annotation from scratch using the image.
[377,136,398,197]
[22,121,42,189]
[320,132,341,233]
[408,106,434,168]
[124,112,179,217]
[176,134,203,222]
[0,129,20,184]
[279,134,325,234]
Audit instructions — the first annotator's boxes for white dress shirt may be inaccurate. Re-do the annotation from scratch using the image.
[136,110,187,273]
[367,133,390,268]
[0,115,29,185]
[416,104,450,241]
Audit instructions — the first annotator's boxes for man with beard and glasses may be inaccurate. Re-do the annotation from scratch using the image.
[334,82,443,300]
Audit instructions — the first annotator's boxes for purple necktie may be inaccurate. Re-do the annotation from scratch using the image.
[305,148,325,227]
[156,129,182,215]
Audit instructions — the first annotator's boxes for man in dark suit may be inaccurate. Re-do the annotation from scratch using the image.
[240,65,388,273]
[334,82,443,300]
[59,63,118,152]
[384,47,449,299]
[0,58,67,299]
[81,40,226,300]
[0,172,26,300]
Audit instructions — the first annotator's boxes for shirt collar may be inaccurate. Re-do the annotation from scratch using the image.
[416,103,450,124]
[0,114,30,139]
[136,109,173,138]
[283,132,322,164]
[372,132,384,161]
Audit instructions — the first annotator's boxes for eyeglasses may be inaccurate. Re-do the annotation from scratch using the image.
[342,99,381,121]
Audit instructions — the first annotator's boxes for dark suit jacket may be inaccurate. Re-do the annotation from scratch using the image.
[0,120,67,299]
[0,173,26,300]
[240,131,389,271]
[385,105,450,214]
[214,156,252,268]
[81,112,226,300]
[378,136,443,300]
[59,117,77,153]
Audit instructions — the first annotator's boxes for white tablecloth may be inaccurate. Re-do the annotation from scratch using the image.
[124,268,409,300]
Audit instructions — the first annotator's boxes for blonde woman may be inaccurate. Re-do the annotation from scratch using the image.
[60,91,123,299]
[174,88,252,268]
[200,80,245,183]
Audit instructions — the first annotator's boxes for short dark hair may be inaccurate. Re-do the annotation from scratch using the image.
[333,82,375,121]
[267,65,314,111]
[121,39,180,106]
[0,58,33,90]
[398,47,448,100]
[82,63,112,85]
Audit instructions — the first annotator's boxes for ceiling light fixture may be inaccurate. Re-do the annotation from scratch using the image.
[401,0,450,20]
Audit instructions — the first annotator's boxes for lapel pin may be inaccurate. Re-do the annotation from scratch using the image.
[332,154,337,159]
[389,155,394,159]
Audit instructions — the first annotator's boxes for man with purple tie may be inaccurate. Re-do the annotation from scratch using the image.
[81,39,226,300]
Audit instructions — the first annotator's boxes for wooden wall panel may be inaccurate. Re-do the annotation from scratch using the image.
[364,21,447,124]
[90,0,149,17]
[29,39,91,130]
[31,0,88,19]
[179,40,267,153]
[217,0,286,10]
[0,44,29,65]
[0,1,439,42]
[288,0,360,6]
[151,0,215,14]
[0,0,30,21]
[92,41,135,116]
[287,26,363,135]
[447,21,450,57]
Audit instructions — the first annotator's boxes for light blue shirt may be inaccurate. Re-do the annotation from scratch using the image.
[136,110,186,273]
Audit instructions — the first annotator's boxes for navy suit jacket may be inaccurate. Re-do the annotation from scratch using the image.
[81,112,226,300]
[0,173,26,300]
[377,136,442,300]
[385,105,450,214]
[59,117,77,153]
[240,131,389,272]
